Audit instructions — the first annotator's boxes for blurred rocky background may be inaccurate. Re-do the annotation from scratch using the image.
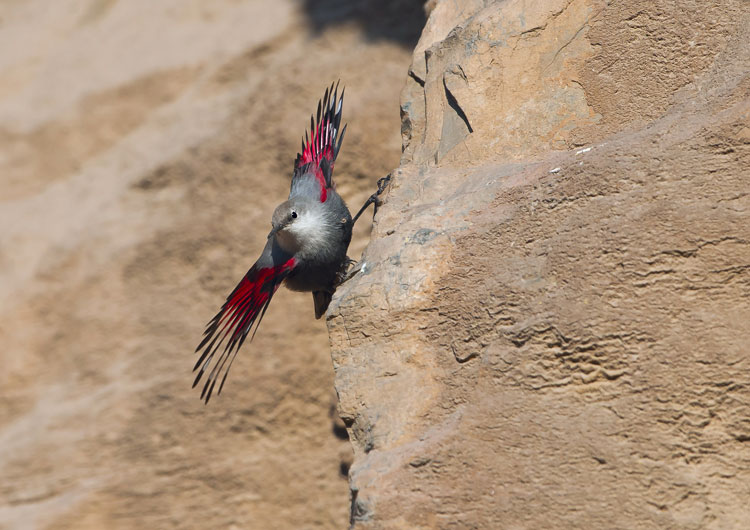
[0,1,423,528]
[330,0,750,528]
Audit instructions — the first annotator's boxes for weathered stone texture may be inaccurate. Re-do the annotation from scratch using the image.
[330,1,750,527]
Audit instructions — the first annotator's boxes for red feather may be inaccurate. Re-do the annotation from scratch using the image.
[193,257,296,403]
[294,82,346,203]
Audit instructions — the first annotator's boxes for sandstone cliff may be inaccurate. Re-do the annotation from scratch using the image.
[329,0,750,527]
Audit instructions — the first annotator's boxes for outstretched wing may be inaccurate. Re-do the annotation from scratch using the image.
[291,82,347,203]
[193,248,296,403]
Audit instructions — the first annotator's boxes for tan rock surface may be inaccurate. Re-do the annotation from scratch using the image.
[330,0,750,527]
[0,1,422,528]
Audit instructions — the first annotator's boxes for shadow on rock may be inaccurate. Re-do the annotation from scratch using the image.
[300,0,426,47]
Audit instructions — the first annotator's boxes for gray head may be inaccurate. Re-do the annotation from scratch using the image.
[270,198,329,255]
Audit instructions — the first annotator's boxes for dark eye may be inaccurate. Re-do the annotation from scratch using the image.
[291,211,297,219]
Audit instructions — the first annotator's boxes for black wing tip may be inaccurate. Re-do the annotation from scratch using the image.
[335,123,347,159]
[192,271,290,405]
[192,357,203,374]
[317,81,344,121]
[294,81,347,171]
[192,369,203,388]
[195,335,211,354]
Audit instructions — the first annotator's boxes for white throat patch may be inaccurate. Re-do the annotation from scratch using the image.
[277,206,330,256]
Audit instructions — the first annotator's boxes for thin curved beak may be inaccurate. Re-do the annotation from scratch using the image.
[268,221,289,239]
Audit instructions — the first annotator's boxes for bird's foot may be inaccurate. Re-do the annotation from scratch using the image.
[352,174,392,226]
[374,174,391,198]
[336,257,365,286]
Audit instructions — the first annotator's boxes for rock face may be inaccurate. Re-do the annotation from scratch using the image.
[329,0,750,527]
[0,1,420,528]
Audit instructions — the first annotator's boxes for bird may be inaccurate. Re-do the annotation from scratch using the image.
[193,82,370,404]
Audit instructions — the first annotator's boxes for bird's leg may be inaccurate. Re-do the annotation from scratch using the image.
[351,174,391,226]
[338,176,391,287]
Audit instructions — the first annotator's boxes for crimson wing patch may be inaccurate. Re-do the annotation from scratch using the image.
[193,258,295,403]
[293,82,347,202]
